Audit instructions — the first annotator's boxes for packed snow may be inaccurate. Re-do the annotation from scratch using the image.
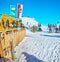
[14,29,60,62]
[14,17,60,62]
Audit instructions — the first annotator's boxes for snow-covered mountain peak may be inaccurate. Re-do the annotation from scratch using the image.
[22,17,38,28]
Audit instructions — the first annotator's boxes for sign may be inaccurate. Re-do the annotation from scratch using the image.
[10,5,16,16]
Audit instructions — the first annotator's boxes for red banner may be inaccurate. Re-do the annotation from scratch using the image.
[18,4,22,18]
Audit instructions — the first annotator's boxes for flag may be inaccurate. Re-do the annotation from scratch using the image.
[10,5,16,16]
[18,4,23,18]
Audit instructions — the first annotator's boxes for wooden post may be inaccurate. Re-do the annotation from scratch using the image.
[0,32,2,57]
[0,32,5,62]
[11,30,16,62]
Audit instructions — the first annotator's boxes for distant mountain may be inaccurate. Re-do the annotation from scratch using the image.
[22,17,38,28]
[21,17,48,31]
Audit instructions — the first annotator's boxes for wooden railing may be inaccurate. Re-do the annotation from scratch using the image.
[0,28,26,60]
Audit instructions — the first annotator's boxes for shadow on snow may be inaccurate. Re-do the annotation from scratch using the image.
[22,52,44,62]
[41,34,60,38]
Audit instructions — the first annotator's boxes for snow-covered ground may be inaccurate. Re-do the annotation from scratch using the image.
[14,17,60,62]
[15,29,60,62]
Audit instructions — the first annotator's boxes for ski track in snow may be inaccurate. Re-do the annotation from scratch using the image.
[14,30,60,62]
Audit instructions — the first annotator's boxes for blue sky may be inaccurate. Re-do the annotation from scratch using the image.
[0,0,60,25]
